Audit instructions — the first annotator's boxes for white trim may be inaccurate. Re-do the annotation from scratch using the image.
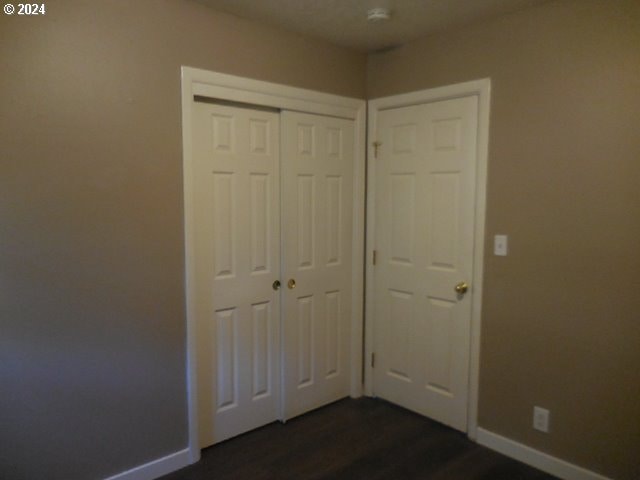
[477,428,613,480]
[181,67,201,466]
[181,66,366,462]
[364,79,491,440]
[363,104,377,398]
[189,67,362,120]
[350,101,366,399]
[104,449,190,480]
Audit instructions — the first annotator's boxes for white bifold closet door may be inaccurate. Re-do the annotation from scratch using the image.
[191,102,354,448]
[281,111,354,420]
[192,102,282,448]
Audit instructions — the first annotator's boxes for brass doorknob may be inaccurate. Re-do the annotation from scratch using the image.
[454,282,469,295]
[287,278,296,290]
[272,280,281,291]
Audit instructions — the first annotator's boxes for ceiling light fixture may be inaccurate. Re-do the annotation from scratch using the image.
[367,7,391,23]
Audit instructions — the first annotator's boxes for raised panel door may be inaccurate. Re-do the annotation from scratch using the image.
[373,96,478,431]
[281,111,354,420]
[192,102,281,447]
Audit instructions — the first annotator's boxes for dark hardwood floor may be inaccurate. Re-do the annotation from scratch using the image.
[161,398,558,480]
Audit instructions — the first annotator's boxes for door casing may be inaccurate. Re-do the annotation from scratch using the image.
[181,67,366,464]
[364,79,491,441]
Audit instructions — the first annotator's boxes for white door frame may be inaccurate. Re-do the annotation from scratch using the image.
[364,79,491,440]
[181,66,366,463]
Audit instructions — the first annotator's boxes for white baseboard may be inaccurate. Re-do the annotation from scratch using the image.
[476,428,612,480]
[104,448,191,480]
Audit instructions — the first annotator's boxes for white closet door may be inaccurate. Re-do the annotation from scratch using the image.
[192,102,281,447]
[373,96,478,431]
[281,111,354,420]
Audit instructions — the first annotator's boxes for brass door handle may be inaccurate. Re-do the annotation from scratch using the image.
[454,282,469,295]
[287,279,296,290]
[272,280,281,291]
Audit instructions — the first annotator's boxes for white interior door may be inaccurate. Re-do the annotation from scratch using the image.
[281,111,354,420]
[373,96,478,431]
[192,101,281,447]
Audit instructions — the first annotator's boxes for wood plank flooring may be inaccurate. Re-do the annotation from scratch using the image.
[161,398,558,480]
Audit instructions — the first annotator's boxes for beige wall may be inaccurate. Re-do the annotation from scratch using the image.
[368,1,640,479]
[0,1,365,479]
[3,0,639,479]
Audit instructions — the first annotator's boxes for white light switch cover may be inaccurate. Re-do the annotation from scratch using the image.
[494,235,508,256]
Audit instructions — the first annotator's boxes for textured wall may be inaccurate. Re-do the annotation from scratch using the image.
[0,1,365,479]
[368,1,640,478]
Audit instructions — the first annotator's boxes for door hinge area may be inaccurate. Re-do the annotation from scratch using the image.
[372,141,382,158]
[371,352,376,368]
[372,250,377,266]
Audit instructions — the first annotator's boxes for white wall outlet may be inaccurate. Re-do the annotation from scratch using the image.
[494,234,508,256]
[533,406,550,433]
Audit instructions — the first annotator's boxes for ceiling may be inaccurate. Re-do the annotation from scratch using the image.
[195,0,550,52]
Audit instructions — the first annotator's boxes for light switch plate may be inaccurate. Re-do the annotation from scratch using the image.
[494,235,508,256]
[533,406,550,433]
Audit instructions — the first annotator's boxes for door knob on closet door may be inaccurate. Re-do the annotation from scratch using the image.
[287,279,296,290]
[454,282,469,295]
[272,280,281,291]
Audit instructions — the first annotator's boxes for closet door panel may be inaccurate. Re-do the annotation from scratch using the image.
[192,102,281,447]
[281,111,354,420]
